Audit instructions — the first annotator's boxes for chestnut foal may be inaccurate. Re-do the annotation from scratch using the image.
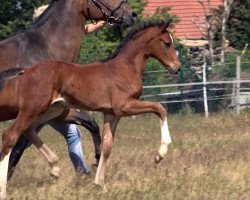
[0,20,181,190]
[0,0,137,184]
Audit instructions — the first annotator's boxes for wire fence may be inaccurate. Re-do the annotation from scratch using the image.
[141,59,250,116]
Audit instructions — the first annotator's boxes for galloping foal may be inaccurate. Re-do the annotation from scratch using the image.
[0,20,181,189]
[0,0,137,183]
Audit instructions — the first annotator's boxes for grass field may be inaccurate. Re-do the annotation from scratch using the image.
[1,112,250,200]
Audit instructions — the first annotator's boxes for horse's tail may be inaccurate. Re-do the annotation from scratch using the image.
[0,68,26,90]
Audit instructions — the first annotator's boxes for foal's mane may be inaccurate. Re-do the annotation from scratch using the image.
[100,19,172,63]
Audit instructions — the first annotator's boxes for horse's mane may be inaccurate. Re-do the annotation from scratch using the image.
[100,19,172,63]
[21,0,68,46]
[31,0,64,29]
[0,68,25,90]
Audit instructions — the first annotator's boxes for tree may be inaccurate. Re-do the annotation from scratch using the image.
[0,0,48,40]
[226,0,250,50]
[220,0,234,64]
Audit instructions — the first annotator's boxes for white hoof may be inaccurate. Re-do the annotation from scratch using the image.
[0,184,6,199]
[159,142,168,158]
[50,166,60,178]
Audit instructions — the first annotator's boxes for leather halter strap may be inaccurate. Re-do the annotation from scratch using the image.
[87,0,126,25]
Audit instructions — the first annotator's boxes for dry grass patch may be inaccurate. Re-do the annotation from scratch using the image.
[0,112,249,199]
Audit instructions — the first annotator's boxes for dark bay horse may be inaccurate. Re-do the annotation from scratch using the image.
[0,20,181,193]
[0,0,137,186]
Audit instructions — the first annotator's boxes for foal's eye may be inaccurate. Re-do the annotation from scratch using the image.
[164,42,171,48]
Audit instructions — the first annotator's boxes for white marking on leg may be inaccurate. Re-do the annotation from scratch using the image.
[0,151,11,199]
[161,119,171,144]
[51,97,65,105]
[159,119,172,158]
[38,144,60,177]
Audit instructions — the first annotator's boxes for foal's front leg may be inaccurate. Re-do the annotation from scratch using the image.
[95,114,120,188]
[119,99,171,163]
[0,111,39,199]
[0,150,11,199]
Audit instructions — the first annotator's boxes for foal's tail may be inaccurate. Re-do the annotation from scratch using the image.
[0,68,26,90]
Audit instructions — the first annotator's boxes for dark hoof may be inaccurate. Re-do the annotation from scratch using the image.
[0,151,4,161]
[155,154,163,164]
[91,163,98,172]
[82,170,92,176]
[76,169,92,177]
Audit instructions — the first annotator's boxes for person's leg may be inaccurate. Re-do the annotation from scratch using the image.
[48,121,90,175]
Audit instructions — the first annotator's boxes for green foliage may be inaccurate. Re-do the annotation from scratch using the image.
[210,53,250,79]
[226,0,250,50]
[213,0,249,50]
[78,25,123,64]
[211,54,237,78]
[146,7,179,23]
[128,0,146,19]
[0,0,49,40]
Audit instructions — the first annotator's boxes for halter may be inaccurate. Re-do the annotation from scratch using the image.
[87,0,127,25]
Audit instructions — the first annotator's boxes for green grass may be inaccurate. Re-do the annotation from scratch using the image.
[1,113,250,200]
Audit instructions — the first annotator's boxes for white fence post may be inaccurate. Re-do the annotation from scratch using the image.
[235,55,241,115]
[203,61,209,117]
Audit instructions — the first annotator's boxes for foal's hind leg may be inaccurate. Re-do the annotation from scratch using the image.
[0,112,39,199]
[95,114,120,188]
[23,104,67,177]
[57,109,101,166]
[0,150,11,199]
[1,113,38,157]
[24,129,60,178]
[7,104,65,180]
[7,133,60,180]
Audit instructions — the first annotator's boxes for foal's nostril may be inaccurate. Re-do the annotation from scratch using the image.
[132,12,137,18]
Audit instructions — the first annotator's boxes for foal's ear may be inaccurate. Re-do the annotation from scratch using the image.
[159,20,173,33]
[161,22,174,33]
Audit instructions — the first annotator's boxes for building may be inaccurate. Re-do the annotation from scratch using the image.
[143,0,223,41]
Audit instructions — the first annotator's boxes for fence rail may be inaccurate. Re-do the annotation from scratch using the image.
[142,58,250,116]
[143,80,250,89]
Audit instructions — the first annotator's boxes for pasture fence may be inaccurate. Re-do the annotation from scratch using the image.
[141,58,250,116]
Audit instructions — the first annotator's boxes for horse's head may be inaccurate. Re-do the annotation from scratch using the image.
[147,21,181,74]
[84,0,137,26]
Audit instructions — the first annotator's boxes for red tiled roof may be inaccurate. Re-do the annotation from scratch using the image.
[143,0,223,39]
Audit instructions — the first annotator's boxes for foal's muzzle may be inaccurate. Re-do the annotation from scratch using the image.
[168,65,181,75]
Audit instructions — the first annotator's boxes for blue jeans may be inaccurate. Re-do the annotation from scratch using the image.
[48,121,89,174]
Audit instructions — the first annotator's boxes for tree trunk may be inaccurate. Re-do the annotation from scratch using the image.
[220,0,233,64]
